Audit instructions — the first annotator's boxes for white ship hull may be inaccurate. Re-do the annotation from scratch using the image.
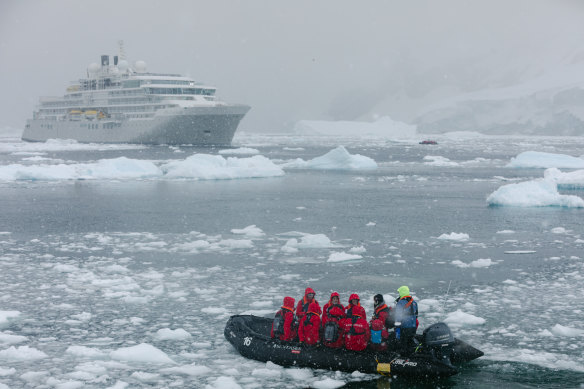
[23,105,250,145]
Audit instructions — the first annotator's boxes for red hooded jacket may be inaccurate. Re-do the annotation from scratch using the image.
[321,292,346,348]
[298,303,321,345]
[271,297,297,341]
[340,305,370,351]
[296,287,321,319]
[345,293,366,319]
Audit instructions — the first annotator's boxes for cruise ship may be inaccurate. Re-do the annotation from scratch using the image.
[23,45,250,145]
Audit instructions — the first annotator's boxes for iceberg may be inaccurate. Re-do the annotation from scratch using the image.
[544,168,584,189]
[0,154,284,181]
[507,151,584,169]
[161,154,284,179]
[282,146,377,170]
[487,179,584,207]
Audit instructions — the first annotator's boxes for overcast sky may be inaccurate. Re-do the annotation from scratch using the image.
[1,0,583,132]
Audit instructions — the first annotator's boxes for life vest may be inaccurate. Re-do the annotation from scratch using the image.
[373,304,389,320]
[400,296,418,317]
[326,304,344,319]
[348,317,366,336]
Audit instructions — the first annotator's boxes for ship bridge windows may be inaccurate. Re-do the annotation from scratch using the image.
[146,87,216,96]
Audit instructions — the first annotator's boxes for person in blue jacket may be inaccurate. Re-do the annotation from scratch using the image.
[392,285,418,353]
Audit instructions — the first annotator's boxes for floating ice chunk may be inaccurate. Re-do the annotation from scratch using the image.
[349,246,366,254]
[161,154,284,180]
[451,258,493,268]
[444,310,486,327]
[423,156,459,167]
[205,376,242,389]
[65,345,108,359]
[282,233,335,250]
[284,368,313,380]
[161,363,212,376]
[507,151,584,169]
[0,345,48,361]
[130,371,160,382]
[218,147,259,155]
[201,307,228,315]
[251,368,281,378]
[312,377,346,389]
[53,264,79,273]
[154,328,192,341]
[0,332,27,346]
[250,301,273,308]
[0,367,15,376]
[327,252,363,262]
[366,222,376,226]
[110,343,175,364]
[70,312,92,322]
[550,324,584,337]
[487,179,584,207]
[282,146,377,170]
[550,227,568,234]
[504,250,536,254]
[0,311,20,329]
[231,225,265,237]
[545,168,584,188]
[105,381,128,389]
[437,232,470,241]
[496,230,515,234]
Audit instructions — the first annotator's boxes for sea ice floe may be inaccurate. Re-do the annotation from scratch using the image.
[281,146,377,170]
[327,252,363,263]
[0,346,48,361]
[160,363,212,376]
[544,167,584,188]
[451,258,493,268]
[507,151,584,169]
[154,328,192,341]
[550,324,584,337]
[312,377,346,389]
[0,311,20,328]
[437,232,470,241]
[109,343,175,364]
[230,225,265,238]
[444,310,486,327]
[423,155,459,167]
[0,333,27,346]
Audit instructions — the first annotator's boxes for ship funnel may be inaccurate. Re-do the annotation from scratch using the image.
[101,55,109,66]
[114,56,118,65]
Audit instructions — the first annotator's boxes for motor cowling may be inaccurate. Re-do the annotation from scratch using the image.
[422,322,455,365]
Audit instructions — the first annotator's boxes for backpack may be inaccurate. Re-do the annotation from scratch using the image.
[273,311,285,336]
[323,321,339,342]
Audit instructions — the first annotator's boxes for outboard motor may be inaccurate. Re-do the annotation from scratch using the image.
[422,322,455,365]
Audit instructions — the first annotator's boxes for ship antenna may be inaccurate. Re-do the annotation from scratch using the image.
[118,40,126,61]
[439,280,452,321]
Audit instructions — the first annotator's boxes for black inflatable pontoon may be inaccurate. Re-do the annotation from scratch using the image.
[224,315,483,378]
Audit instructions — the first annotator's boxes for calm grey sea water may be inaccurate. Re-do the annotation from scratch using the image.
[1,134,583,388]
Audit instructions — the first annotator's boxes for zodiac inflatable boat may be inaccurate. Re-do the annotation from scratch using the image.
[224,315,483,378]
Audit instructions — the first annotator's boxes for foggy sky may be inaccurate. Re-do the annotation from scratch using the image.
[1,0,583,133]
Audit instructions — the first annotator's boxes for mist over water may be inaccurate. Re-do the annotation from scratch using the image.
[1,134,583,388]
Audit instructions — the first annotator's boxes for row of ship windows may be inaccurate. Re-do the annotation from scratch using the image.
[81,123,122,129]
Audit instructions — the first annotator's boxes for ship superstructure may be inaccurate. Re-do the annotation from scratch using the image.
[23,43,249,145]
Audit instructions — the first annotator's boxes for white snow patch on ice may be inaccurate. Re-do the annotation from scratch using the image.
[544,167,584,189]
[550,324,584,337]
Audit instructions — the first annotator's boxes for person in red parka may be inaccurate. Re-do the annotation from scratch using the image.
[369,294,392,351]
[271,296,297,341]
[321,292,346,348]
[298,302,321,346]
[340,305,370,351]
[296,287,321,320]
[345,293,366,319]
